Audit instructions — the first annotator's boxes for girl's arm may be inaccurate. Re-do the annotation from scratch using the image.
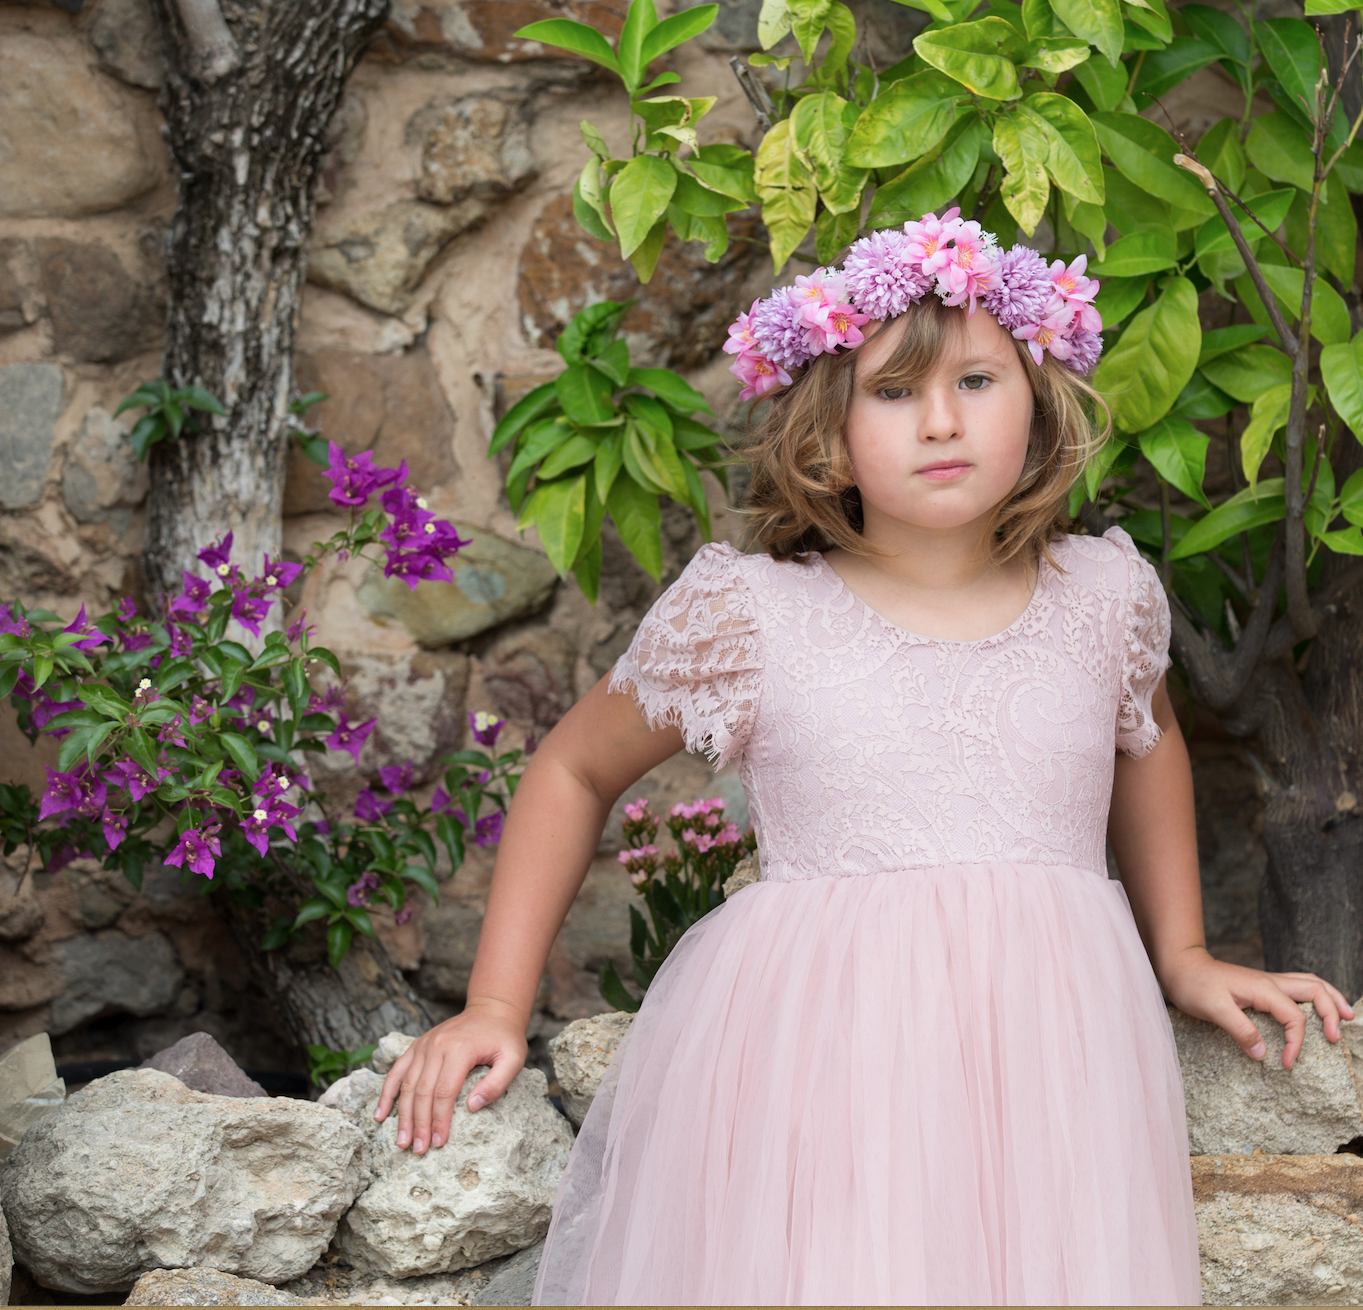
[374,673,684,1154]
[1109,676,1354,1068]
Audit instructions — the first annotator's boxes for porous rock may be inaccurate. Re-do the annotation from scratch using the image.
[0,1031,65,1160]
[356,524,558,646]
[0,237,34,333]
[548,1011,633,1128]
[48,928,184,1035]
[316,90,368,206]
[124,1267,310,1306]
[1193,1153,1363,1305]
[139,1031,268,1099]
[722,851,760,897]
[410,91,536,204]
[372,1030,418,1075]
[0,1067,366,1294]
[63,405,149,528]
[472,1239,544,1306]
[1171,1002,1363,1155]
[0,363,64,509]
[327,1059,574,1277]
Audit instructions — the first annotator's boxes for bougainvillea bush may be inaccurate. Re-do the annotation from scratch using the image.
[0,428,527,967]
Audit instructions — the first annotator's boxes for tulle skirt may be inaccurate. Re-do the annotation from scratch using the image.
[531,863,1202,1306]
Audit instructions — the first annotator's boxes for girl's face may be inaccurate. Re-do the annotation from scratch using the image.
[844,308,1035,536]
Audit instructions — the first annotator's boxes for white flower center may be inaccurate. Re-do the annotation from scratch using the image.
[216,563,230,577]
[253,808,268,821]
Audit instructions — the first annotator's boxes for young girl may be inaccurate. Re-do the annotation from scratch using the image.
[376,210,1354,1306]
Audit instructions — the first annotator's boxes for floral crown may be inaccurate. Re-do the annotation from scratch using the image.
[724,208,1103,401]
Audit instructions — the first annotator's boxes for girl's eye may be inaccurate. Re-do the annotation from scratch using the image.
[878,387,910,400]
[960,374,989,391]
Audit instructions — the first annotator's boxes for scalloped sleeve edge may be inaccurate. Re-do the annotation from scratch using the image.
[1106,526,1173,759]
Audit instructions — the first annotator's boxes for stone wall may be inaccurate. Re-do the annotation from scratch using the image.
[0,0,1269,1084]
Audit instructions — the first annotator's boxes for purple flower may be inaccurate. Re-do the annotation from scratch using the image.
[190,695,214,726]
[46,844,94,873]
[0,604,32,639]
[354,789,394,822]
[27,688,85,737]
[169,623,194,658]
[1064,328,1104,377]
[254,764,301,797]
[39,766,104,820]
[287,609,312,643]
[197,534,235,580]
[173,572,213,614]
[61,605,109,651]
[116,597,137,622]
[842,230,930,320]
[230,590,271,639]
[105,759,170,801]
[474,810,504,846]
[394,906,413,926]
[259,555,304,593]
[347,870,380,907]
[157,712,187,749]
[308,685,346,714]
[102,812,128,851]
[431,785,453,814]
[469,710,504,748]
[121,630,153,653]
[325,714,376,765]
[242,798,301,856]
[749,292,810,372]
[524,732,538,755]
[983,246,1055,333]
[165,825,222,879]
[378,761,414,794]
[323,442,406,508]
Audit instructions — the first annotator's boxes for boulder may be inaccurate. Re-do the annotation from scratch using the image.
[0,943,63,1010]
[1171,1002,1363,1155]
[0,32,162,217]
[48,928,184,1035]
[139,1031,268,1099]
[0,363,64,509]
[36,238,164,363]
[62,405,149,529]
[323,1060,574,1277]
[308,198,487,316]
[87,0,164,89]
[125,1268,310,1306]
[0,1031,65,1160]
[410,92,536,205]
[1,1067,366,1294]
[471,1240,544,1306]
[1193,1153,1363,1305]
[357,524,558,646]
[371,1031,417,1075]
[548,1011,633,1128]
[375,0,626,64]
[482,627,577,732]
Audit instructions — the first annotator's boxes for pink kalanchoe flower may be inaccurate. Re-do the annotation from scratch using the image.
[801,300,871,352]
[789,268,847,312]
[165,824,222,880]
[1013,309,1076,366]
[902,208,964,277]
[724,301,762,355]
[1049,254,1099,307]
[729,350,792,402]
[623,798,651,822]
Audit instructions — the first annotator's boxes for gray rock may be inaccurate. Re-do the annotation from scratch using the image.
[722,851,760,897]
[412,899,487,1005]
[0,1031,66,1159]
[308,198,487,315]
[0,942,63,1009]
[36,238,164,363]
[1171,1002,1363,1155]
[483,627,577,732]
[370,1031,417,1076]
[410,92,537,205]
[0,363,64,509]
[0,237,33,333]
[329,1059,574,1278]
[48,929,185,1035]
[125,1267,310,1306]
[472,1240,544,1306]
[139,1031,268,1099]
[1,1067,366,1294]
[316,90,368,206]
[319,1065,386,1120]
[357,524,559,646]
[88,0,164,89]
[62,405,149,528]
[0,1198,10,1308]
[548,1011,633,1128]
[1193,1153,1363,1305]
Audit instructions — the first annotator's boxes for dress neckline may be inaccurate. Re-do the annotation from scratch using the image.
[810,547,1053,648]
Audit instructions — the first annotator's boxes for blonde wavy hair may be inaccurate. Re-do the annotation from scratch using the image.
[737,295,1110,568]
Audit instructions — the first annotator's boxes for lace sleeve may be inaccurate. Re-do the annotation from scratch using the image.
[1104,526,1172,758]
[607,541,763,771]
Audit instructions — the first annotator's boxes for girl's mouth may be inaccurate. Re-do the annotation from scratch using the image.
[916,461,971,481]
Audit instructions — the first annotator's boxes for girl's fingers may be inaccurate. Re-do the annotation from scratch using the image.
[1268,973,1355,1041]
[466,1049,520,1113]
[1253,986,1309,1069]
[375,1046,415,1124]
[1206,997,1269,1061]
[395,1048,427,1149]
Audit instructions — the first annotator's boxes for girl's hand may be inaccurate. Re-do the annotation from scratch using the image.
[1161,945,1356,1070]
[373,999,529,1154]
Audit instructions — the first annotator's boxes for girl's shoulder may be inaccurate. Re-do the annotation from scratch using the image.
[1046,524,1158,599]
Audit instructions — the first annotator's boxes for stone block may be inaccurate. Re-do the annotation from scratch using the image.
[0,238,33,333]
[518,195,762,368]
[1,1067,366,1294]
[62,405,149,528]
[1194,1153,1363,1305]
[0,32,162,217]
[375,0,626,64]
[1171,1002,1363,1155]
[88,0,164,89]
[410,91,536,204]
[0,945,63,1011]
[48,928,184,1035]
[36,238,164,363]
[139,1031,268,1099]
[483,626,577,732]
[125,1267,310,1306]
[722,851,760,896]
[548,1010,633,1128]
[0,363,64,509]
[471,1240,543,1306]
[0,1031,65,1160]
[326,1059,574,1277]
[357,524,558,645]
[309,198,487,316]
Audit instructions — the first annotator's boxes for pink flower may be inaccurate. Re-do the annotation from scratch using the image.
[729,350,792,402]
[801,300,871,352]
[902,208,963,277]
[1013,309,1076,366]
[623,798,651,822]
[936,228,1001,314]
[789,268,847,312]
[1049,254,1099,307]
[394,906,413,925]
[326,714,376,764]
[724,301,762,355]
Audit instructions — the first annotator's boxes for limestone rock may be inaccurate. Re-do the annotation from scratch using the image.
[139,1031,268,1099]
[0,1031,65,1160]
[1193,1154,1363,1305]
[548,1011,633,1128]
[357,524,558,646]
[63,405,149,529]
[332,1062,574,1277]
[471,1240,543,1306]
[410,92,536,205]
[483,627,577,732]
[309,199,486,316]
[0,1199,10,1309]
[722,852,760,897]
[518,195,762,368]
[36,238,164,363]
[376,0,626,64]
[0,32,162,217]
[126,1267,311,1306]
[1,1067,366,1294]
[88,0,164,89]
[372,1031,417,1075]
[1171,1002,1363,1155]
[0,363,64,509]
[48,928,184,1035]
[319,1066,386,1120]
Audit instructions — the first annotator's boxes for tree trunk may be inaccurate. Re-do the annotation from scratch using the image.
[143,0,389,603]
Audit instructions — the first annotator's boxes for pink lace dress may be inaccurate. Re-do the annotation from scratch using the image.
[531,526,1201,1307]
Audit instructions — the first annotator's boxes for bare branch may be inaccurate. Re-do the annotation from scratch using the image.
[174,0,241,82]
[729,57,774,134]
[1262,559,1363,662]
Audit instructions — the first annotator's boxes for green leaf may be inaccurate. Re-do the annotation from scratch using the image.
[607,475,663,581]
[616,0,658,90]
[640,4,718,64]
[671,170,746,217]
[1022,36,1092,72]
[758,0,792,47]
[512,19,621,73]
[218,731,260,782]
[1240,382,1293,489]
[538,434,599,480]
[594,431,625,502]
[1137,416,1212,508]
[689,146,758,202]
[1196,324,1268,366]
[574,161,615,241]
[1071,54,1128,110]
[1021,93,1104,204]
[573,535,603,603]
[1051,0,1123,64]
[1180,5,1249,67]
[1101,166,1177,236]
[792,92,867,214]
[1257,264,1351,347]
[1132,35,1221,102]
[610,155,678,259]
[1091,113,1216,217]
[1124,0,1171,42]
[1321,335,1363,440]
[556,364,616,425]
[867,115,987,228]
[789,0,833,62]
[1095,275,1151,328]
[580,120,611,159]
[1169,481,1287,559]
[815,206,862,262]
[629,367,712,415]
[914,18,1026,100]
[1254,18,1322,125]
[1245,113,1324,199]
[178,385,227,416]
[1319,525,1363,553]
[1092,275,1200,432]
[1196,117,1246,195]
[488,383,558,457]
[294,898,332,929]
[1171,372,1235,419]
[1198,343,1292,401]
[124,725,159,779]
[521,475,586,575]
[327,919,353,968]
[1285,184,1356,288]
[993,109,1051,235]
[1342,469,1363,524]
[1093,230,1176,277]
[754,119,818,271]
[56,726,97,773]
[1192,188,1295,258]
[843,71,966,168]
[590,338,631,388]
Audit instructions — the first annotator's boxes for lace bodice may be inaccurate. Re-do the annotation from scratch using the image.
[609,527,1171,882]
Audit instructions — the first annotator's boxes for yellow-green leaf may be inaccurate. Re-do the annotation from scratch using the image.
[914,17,1027,100]
[1239,382,1291,490]
[1092,275,1201,432]
[994,110,1051,236]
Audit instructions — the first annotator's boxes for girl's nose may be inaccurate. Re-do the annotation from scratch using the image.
[919,384,963,442]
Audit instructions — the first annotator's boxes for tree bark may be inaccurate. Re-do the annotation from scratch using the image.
[143,0,389,604]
